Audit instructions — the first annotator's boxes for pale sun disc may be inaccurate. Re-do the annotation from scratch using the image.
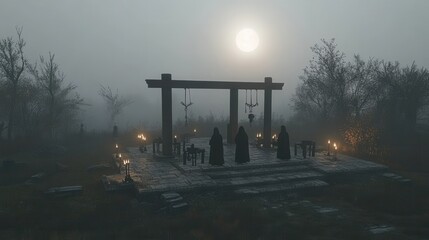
[236,28,259,52]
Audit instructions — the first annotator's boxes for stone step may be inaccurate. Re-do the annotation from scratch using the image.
[168,202,189,214]
[234,179,329,195]
[216,171,325,189]
[201,159,311,173]
[207,165,312,179]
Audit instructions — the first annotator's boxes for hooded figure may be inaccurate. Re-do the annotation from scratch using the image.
[235,126,250,163]
[277,125,291,160]
[209,127,224,166]
[112,124,118,138]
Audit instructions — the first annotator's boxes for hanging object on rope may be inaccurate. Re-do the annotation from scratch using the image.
[245,89,259,126]
[180,88,193,126]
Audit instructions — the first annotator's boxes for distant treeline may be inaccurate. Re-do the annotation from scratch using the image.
[290,39,429,170]
[0,28,132,147]
[0,28,84,143]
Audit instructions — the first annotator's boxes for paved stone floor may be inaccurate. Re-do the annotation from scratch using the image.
[105,137,387,195]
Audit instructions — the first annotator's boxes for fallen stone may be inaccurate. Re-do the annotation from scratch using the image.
[45,185,83,197]
[160,192,181,201]
[169,202,189,214]
[164,196,184,205]
[314,207,338,214]
[285,211,295,217]
[400,179,411,183]
[31,172,45,180]
[86,164,111,172]
[382,173,396,178]
[368,225,395,234]
[237,189,259,194]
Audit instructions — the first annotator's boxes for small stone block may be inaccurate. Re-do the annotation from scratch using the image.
[368,225,395,234]
[161,192,181,201]
[315,207,338,214]
[168,202,189,214]
[165,196,184,204]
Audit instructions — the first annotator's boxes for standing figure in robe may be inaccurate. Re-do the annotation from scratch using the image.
[277,125,291,160]
[209,127,224,166]
[235,126,250,163]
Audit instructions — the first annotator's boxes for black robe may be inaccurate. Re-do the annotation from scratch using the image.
[209,132,224,166]
[235,129,250,163]
[277,130,291,160]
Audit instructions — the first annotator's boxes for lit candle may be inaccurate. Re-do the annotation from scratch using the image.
[327,140,331,156]
[193,129,197,133]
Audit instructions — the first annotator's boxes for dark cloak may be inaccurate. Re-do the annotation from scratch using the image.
[235,126,250,163]
[277,125,291,160]
[209,128,224,166]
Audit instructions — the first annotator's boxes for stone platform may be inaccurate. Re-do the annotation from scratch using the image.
[104,138,388,196]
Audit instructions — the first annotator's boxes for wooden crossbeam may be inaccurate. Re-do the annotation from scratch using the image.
[146,79,284,90]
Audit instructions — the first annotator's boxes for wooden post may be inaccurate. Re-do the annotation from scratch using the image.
[228,88,238,144]
[263,77,272,148]
[161,73,173,156]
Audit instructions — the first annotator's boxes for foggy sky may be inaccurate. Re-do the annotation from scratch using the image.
[1,0,428,131]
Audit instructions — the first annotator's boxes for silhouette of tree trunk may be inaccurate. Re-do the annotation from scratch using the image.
[0,27,26,141]
[98,84,133,128]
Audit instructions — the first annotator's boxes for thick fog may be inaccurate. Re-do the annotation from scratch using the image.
[1,0,428,131]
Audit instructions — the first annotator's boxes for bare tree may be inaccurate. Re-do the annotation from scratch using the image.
[293,39,381,125]
[377,61,429,132]
[98,84,133,127]
[293,39,350,127]
[0,27,27,140]
[29,52,83,138]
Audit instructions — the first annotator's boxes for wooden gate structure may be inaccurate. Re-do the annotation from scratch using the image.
[146,73,284,156]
